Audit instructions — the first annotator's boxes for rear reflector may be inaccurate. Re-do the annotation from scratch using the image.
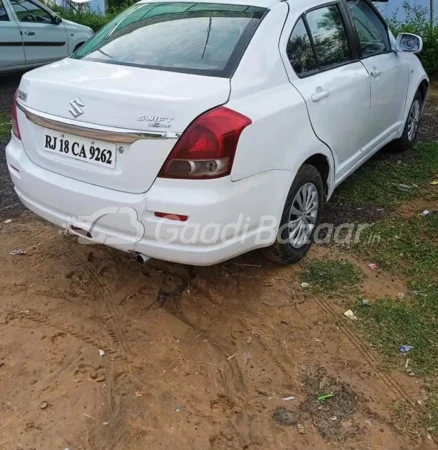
[154,212,188,222]
[12,91,21,140]
[158,106,251,179]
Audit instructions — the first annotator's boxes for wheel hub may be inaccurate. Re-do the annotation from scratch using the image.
[407,99,421,142]
[288,182,319,249]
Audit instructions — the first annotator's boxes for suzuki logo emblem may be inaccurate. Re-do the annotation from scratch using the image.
[69,98,85,118]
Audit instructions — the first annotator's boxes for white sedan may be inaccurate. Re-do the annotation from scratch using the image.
[0,0,92,72]
[6,0,428,265]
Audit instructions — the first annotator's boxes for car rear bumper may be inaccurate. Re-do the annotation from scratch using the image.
[6,136,293,265]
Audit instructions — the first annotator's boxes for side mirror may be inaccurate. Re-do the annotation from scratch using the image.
[396,33,423,53]
[52,15,62,25]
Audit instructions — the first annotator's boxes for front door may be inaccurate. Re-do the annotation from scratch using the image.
[346,0,409,151]
[0,0,25,70]
[9,0,68,65]
[282,3,371,181]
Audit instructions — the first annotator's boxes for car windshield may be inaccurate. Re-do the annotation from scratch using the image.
[72,2,266,77]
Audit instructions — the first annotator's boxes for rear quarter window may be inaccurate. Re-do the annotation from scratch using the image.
[72,2,267,78]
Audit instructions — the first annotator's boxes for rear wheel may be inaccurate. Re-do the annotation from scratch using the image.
[264,164,324,265]
[391,90,423,151]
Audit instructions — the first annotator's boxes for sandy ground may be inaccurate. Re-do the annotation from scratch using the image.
[0,217,434,450]
[1,75,437,449]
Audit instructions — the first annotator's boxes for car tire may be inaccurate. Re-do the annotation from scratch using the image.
[390,90,423,152]
[264,164,324,265]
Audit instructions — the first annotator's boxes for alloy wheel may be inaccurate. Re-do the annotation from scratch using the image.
[407,99,421,142]
[288,182,319,249]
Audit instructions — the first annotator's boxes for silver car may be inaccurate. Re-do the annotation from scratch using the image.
[0,0,93,72]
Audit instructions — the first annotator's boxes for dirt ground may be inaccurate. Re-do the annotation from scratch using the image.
[0,77,437,450]
[0,220,432,450]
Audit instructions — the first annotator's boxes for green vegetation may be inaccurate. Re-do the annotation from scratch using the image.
[302,259,363,294]
[305,109,438,433]
[354,213,438,276]
[356,280,438,374]
[388,1,438,76]
[353,207,438,374]
[356,261,438,434]
[49,1,133,32]
[342,138,438,434]
[332,142,438,208]
[0,113,11,139]
[58,9,119,32]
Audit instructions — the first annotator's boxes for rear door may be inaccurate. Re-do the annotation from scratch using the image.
[281,2,371,181]
[9,0,68,65]
[0,0,25,70]
[346,0,409,151]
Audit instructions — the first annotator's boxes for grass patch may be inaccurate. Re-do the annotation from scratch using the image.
[422,385,438,435]
[333,142,438,208]
[393,389,438,440]
[343,142,438,432]
[353,210,438,375]
[353,214,438,278]
[0,112,11,139]
[356,280,438,374]
[302,259,363,294]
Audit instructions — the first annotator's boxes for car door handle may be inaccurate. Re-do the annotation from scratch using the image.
[311,88,330,102]
[25,31,35,36]
[370,68,381,77]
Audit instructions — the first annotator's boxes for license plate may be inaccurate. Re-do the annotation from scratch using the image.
[42,130,116,169]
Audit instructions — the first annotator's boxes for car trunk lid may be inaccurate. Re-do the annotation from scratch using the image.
[17,59,231,193]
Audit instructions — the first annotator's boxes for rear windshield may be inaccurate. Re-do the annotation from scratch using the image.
[72,2,266,77]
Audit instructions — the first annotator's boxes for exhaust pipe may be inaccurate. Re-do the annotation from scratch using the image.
[134,252,150,264]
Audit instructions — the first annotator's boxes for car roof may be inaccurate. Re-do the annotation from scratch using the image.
[137,0,282,9]
[136,0,354,11]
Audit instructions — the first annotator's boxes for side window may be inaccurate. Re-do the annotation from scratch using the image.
[10,0,53,24]
[347,0,390,57]
[305,5,352,69]
[0,0,10,21]
[287,18,318,76]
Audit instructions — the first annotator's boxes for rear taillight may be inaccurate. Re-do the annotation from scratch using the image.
[12,91,21,140]
[158,106,251,179]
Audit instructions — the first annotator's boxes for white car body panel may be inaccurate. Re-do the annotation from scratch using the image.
[278,5,371,182]
[396,49,428,130]
[360,52,409,148]
[0,0,92,72]
[287,62,371,181]
[7,133,291,264]
[6,0,429,265]
[18,58,231,193]
[229,2,335,188]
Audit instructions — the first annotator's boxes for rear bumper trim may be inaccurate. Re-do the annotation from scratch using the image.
[17,103,179,144]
